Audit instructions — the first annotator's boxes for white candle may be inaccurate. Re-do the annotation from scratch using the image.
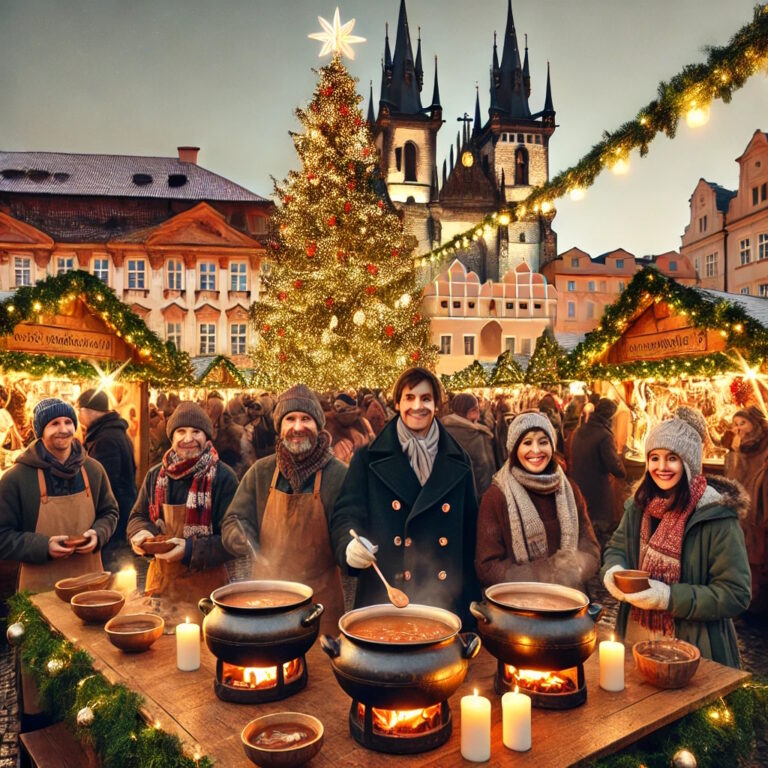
[502,687,531,752]
[599,635,625,692]
[460,689,491,762]
[113,566,137,596]
[176,617,200,671]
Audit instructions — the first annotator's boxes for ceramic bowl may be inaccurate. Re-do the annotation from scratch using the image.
[105,613,164,653]
[141,536,175,555]
[70,589,125,624]
[241,712,324,767]
[54,571,112,603]
[62,535,89,549]
[613,569,650,594]
[633,638,701,689]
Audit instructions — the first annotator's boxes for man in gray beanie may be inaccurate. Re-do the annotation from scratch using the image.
[222,384,347,634]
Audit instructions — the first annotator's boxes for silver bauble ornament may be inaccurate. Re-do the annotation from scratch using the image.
[353,310,366,326]
[671,749,697,768]
[6,621,25,646]
[46,658,64,677]
[77,706,94,728]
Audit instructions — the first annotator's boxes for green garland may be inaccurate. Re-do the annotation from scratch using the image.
[0,271,190,386]
[441,350,526,390]
[195,354,248,388]
[420,4,768,269]
[7,594,212,768]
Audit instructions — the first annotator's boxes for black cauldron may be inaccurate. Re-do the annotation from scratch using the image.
[469,582,602,670]
[198,580,324,667]
[320,604,481,709]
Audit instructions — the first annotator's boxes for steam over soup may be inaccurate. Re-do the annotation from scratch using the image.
[219,590,304,609]
[494,591,583,611]
[347,615,453,643]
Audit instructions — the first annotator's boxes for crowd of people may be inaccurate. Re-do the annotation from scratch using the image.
[0,367,764,727]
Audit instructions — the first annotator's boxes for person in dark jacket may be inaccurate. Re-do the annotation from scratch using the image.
[330,367,480,626]
[77,388,137,571]
[602,407,751,668]
[569,398,626,548]
[127,401,237,620]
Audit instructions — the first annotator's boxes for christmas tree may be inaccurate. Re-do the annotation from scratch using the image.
[524,328,566,385]
[251,54,436,390]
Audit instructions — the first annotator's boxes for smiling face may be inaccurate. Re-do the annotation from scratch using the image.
[171,426,207,460]
[647,448,684,490]
[516,429,553,474]
[396,379,436,437]
[280,411,318,454]
[41,416,75,459]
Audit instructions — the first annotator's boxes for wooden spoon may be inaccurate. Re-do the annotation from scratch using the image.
[349,528,409,608]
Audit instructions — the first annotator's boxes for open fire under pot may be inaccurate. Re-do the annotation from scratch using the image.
[321,604,481,754]
[198,580,324,704]
[470,582,603,710]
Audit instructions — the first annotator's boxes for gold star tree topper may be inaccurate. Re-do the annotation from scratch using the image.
[308,7,365,59]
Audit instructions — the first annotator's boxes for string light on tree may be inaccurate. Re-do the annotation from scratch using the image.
[685,100,711,128]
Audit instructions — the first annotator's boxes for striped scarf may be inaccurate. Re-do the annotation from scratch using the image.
[149,442,219,538]
[396,417,440,486]
[632,473,707,635]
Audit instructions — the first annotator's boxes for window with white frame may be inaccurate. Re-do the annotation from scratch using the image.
[695,257,700,275]
[199,323,216,354]
[587,280,596,292]
[230,323,247,355]
[199,262,217,291]
[567,301,575,318]
[166,322,182,350]
[520,338,532,355]
[167,259,183,290]
[616,259,624,269]
[740,239,751,266]
[463,336,475,356]
[56,256,74,275]
[14,256,31,287]
[504,337,516,354]
[741,287,751,295]
[567,280,575,292]
[705,252,717,277]
[571,257,579,268]
[92,257,109,283]
[230,262,247,292]
[759,233,768,260]
[439,335,452,355]
[760,283,768,298]
[127,259,146,289]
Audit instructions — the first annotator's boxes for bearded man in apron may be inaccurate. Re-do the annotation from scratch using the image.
[0,397,119,729]
[222,385,347,635]
[127,401,238,623]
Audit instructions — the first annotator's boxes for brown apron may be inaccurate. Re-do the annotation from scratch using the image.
[254,467,344,635]
[19,467,103,714]
[144,503,228,624]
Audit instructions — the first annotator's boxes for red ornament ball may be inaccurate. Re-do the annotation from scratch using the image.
[310,103,318,113]
[277,328,285,337]
[385,325,394,338]
[261,324,271,333]
[366,263,379,275]
[277,292,288,302]
[730,377,752,406]
[347,181,356,191]
[411,350,421,362]
[325,297,334,308]
[283,194,293,205]
[392,248,399,258]
[412,313,422,324]
[270,241,279,251]
[323,86,333,97]
[336,250,346,262]
[278,352,287,362]
[340,104,349,116]
[344,201,352,213]
[307,171,316,181]
[354,117,362,127]
[363,147,370,157]
[366,286,376,295]
[377,200,384,209]
[306,242,317,257]
[327,215,337,227]
[293,280,303,289]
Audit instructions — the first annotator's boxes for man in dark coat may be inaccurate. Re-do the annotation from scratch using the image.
[330,367,480,625]
[569,398,626,548]
[78,388,137,571]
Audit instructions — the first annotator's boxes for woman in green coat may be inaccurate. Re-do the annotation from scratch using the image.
[601,407,751,668]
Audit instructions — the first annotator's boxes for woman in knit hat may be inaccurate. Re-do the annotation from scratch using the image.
[476,411,600,592]
[602,407,751,667]
[724,405,768,620]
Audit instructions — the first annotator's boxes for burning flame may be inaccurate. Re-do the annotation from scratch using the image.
[227,659,303,689]
[504,665,577,694]
[357,703,442,735]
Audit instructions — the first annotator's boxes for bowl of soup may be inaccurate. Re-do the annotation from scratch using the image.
[70,589,125,623]
[241,712,324,767]
[105,613,164,652]
[633,638,700,689]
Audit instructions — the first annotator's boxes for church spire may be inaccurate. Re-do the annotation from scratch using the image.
[367,81,376,126]
[490,0,531,119]
[431,55,441,112]
[384,22,392,71]
[415,26,424,91]
[542,60,555,126]
[523,33,531,98]
[492,31,500,78]
[473,84,482,138]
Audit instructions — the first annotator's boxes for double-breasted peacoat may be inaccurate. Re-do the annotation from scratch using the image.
[330,419,480,626]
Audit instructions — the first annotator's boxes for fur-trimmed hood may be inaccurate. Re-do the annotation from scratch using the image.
[699,474,750,520]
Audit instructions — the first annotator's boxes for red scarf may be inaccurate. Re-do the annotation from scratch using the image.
[632,473,707,635]
[149,442,219,537]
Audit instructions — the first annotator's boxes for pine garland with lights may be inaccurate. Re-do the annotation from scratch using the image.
[251,55,437,390]
[441,360,491,391]
[421,3,768,269]
[0,271,189,385]
[194,354,248,388]
[7,593,212,768]
[525,328,567,385]
[561,267,768,380]
[489,349,526,386]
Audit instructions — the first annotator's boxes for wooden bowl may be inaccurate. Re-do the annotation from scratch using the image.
[105,613,164,653]
[614,569,650,594]
[70,590,125,624]
[62,535,89,549]
[633,638,701,689]
[241,713,324,767]
[54,571,112,603]
[141,536,174,555]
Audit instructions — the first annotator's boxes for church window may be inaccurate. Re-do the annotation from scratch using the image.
[439,335,452,355]
[515,147,529,186]
[519,232,526,243]
[404,142,417,182]
[395,147,402,172]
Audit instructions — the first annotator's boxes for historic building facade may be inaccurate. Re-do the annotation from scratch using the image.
[0,148,272,365]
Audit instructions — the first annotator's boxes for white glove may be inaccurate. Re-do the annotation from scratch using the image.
[624,579,671,611]
[345,536,378,569]
[603,564,627,602]
[130,529,154,556]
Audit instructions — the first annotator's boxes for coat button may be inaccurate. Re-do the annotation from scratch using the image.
[404,537,412,547]
[438,570,447,580]
[442,503,450,513]
[393,536,402,546]
[439,537,448,547]
[392,500,401,510]
[403,571,412,581]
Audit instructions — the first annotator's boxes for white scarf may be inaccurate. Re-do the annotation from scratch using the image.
[396,417,440,486]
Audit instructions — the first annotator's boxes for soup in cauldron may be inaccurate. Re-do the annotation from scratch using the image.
[347,615,453,643]
[494,590,583,611]
[218,590,304,609]
[249,723,317,750]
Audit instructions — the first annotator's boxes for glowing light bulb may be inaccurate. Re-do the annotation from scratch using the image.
[497,213,511,226]
[569,187,586,202]
[685,101,710,128]
[611,156,629,175]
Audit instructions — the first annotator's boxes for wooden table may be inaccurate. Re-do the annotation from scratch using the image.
[31,593,749,767]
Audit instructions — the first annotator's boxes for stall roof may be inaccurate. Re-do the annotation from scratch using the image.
[697,288,768,326]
